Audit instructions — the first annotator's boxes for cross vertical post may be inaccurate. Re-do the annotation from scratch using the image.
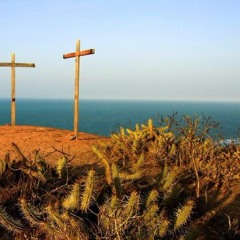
[0,53,35,126]
[63,40,95,139]
[11,53,16,126]
[74,40,80,138]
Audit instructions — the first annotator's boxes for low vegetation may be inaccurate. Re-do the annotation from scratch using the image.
[0,115,239,239]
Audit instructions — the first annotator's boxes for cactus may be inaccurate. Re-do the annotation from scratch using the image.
[143,204,158,224]
[0,159,7,175]
[0,206,27,234]
[131,139,138,154]
[120,171,142,181]
[158,218,170,237]
[120,127,125,138]
[0,117,238,239]
[19,197,43,226]
[162,167,178,192]
[80,170,95,211]
[62,183,80,210]
[146,189,159,207]
[148,118,153,136]
[45,204,64,229]
[111,163,122,198]
[123,191,140,219]
[132,153,144,173]
[92,146,112,185]
[174,199,195,231]
[99,195,121,236]
[56,156,67,179]
[170,143,177,156]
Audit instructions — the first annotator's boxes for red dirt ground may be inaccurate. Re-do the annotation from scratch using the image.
[0,125,108,166]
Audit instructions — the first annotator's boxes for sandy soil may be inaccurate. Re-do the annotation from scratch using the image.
[0,125,108,166]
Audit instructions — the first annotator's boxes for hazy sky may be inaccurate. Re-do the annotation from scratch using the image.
[0,0,240,101]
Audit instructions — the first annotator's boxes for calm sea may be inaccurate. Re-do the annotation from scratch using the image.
[0,99,240,141]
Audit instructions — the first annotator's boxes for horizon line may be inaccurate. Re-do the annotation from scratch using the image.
[1,97,240,103]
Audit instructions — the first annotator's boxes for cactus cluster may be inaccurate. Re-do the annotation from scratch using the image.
[0,116,239,239]
[92,116,240,239]
[0,143,94,239]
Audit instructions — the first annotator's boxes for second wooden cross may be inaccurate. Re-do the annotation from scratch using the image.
[63,40,95,139]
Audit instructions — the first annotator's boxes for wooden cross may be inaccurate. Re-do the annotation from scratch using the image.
[0,53,35,126]
[63,40,95,139]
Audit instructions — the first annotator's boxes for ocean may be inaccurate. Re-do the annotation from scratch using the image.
[0,99,240,141]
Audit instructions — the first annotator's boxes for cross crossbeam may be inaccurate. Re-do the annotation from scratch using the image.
[63,49,95,59]
[0,53,35,126]
[0,63,35,67]
[63,40,95,139]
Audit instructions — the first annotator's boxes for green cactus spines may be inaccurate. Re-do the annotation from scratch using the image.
[92,146,112,185]
[133,131,142,140]
[56,156,67,179]
[174,199,194,231]
[110,195,119,209]
[92,145,103,159]
[123,191,140,218]
[158,218,170,237]
[146,189,159,207]
[111,133,119,140]
[143,204,158,223]
[162,167,178,192]
[148,119,153,136]
[132,139,138,154]
[19,198,43,226]
[61,211,79,229]
[102,158,112,185]
[157,125,169,133]
[111,163,122,198]
[160,163,168,181]
[45,204,64,229]
[157,135,165,147]
[80,170,95,211]
[62,183,80,210]
[99,196,120,233]
[120,127,125,138]
[132,153,144,173]
[126,128,133,135]
[120,171,142,181]
[0,159,7,175]
[164,131,174,139]
[170,143,177,156]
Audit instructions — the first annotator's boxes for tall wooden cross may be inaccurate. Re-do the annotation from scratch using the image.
[63,40,95,139]
[0,53,35,126]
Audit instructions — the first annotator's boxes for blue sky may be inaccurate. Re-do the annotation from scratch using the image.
[0,0,240,101]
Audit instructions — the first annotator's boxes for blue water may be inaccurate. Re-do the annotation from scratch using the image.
[0,99,240,140]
